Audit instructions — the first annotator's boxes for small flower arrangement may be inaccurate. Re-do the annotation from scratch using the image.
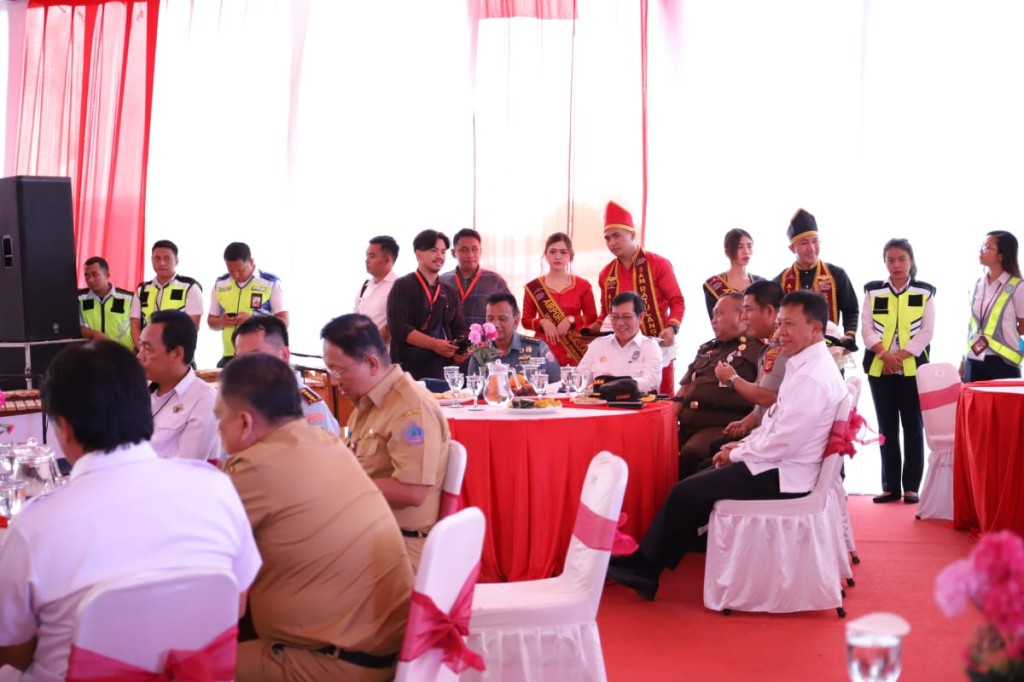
[468,322,499,368]
[934,530,1024,681]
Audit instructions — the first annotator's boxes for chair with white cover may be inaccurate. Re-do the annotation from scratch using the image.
[703,392,854,617]
[395,507,486,682]
[439,440,468,520]
[915,362,960,521]
[67,566,239,680]
[835,376,862,575]
[462,451,630,682]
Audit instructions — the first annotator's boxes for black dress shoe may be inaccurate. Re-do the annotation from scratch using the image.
[606,563,660,601]
[903,492,919,504]
[872,492,901,504]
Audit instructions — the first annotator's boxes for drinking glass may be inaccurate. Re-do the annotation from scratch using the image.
[446,372,466,408]
[0,480,27,520]
[0,443,16,477]
[466,374,484,411]
[443,366,461,382]
[533,373,549,396]
[561,367,577,396]
[572,368,590,396]
[846,631,902,682]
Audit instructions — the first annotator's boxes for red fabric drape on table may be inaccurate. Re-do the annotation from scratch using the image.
[16,0,158,289]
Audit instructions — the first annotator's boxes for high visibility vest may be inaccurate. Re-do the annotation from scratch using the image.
[136,275,201,325]
[214,270,280,357]
[968,276,1022,366]
[78,287,135,350]
[863,280,934,378]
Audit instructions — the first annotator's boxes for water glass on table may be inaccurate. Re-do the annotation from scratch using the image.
[846,612,909,682]
[533,373,549,396]
[466,373,484,411]
[446,372,466,408]
[561,367,577,396]
[0,480,27,521]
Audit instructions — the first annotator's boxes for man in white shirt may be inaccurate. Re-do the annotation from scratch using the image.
[233,315,340,436]
[607,290,847,600]
[138,310,221,460]
[354,235,399,344]
[0,340,260,680]
[576,291,662,393]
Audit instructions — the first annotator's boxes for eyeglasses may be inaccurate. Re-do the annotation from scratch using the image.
[980,244,995,253]
[609,313,637,322]
[326,357,365,379]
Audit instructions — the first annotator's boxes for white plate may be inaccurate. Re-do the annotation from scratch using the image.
[439,398,475,406]
[508,405,563,414]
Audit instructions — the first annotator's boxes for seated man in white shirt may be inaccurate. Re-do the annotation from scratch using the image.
[606,290,847,600]
[576,291,662,393]
[137,310,221,460]
[233,315,340,436]
[0,340,260,680]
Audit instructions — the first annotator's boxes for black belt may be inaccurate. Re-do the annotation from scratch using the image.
[676,399,749,415]
[401,528,429,539]
[316,645,397,669]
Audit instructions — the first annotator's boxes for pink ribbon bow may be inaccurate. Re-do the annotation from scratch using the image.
[66,624,237,681]
[918,383,960,411]
[572,503,639,556]
[398,563,485,674]
[824,408,884,458]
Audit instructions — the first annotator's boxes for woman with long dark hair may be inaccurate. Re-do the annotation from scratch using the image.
[964,230,1024,381]
[702,228,764,318]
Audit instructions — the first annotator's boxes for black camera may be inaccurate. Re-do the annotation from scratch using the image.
[454,336,472,354]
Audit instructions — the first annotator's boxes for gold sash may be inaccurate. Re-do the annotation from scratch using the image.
[703,274,733,301]
[780,261,839,324]
[603,250,665,337]
[524,277,589,363]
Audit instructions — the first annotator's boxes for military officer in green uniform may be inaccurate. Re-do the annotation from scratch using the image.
[674,293,763,479]
[78,256,134,350]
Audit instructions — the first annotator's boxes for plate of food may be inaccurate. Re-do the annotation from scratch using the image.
[571,395,607,406]
[509,397,564,413]
[433,390,475,406]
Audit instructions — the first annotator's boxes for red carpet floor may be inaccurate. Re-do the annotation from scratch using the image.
[597,495,984,681]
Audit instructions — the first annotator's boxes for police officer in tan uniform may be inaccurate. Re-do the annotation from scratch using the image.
[674,293,763,479]
[321,313,449,570]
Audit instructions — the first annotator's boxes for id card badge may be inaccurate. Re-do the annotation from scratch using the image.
[971,335,990,355]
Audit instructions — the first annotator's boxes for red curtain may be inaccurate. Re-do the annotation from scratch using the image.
[15,0,158,290]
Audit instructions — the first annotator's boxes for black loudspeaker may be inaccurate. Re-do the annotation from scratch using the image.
[0,176,81,342]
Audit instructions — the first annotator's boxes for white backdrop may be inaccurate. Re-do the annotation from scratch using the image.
[140,0,1024,493]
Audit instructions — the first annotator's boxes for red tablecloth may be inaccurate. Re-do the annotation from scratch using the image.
[953,380,1024,536]
[448,401,678,582]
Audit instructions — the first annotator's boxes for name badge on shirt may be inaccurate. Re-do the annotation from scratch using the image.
[631,350,641,361]
[250,293,264,309]
[971,335,989,355]
[173,404,184,414]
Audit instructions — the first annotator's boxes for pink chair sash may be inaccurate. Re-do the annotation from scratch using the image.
[918,383,960,411]
[825,408,884,458]
[572,503,639,556]
[438,491,462,520]
[398,562,485,674]
[66,624,237,681]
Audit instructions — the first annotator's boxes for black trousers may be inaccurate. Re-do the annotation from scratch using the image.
[964,356,1022,382]
[639,463,807,571]
[867,374,925,496]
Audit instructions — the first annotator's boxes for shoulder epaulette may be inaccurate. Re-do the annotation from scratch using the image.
[299,386,322,405]
[176,275,202,290]
[259,271,280,282]
[215,273,232,282]
[863,280,887,292]
[910,280,936,296]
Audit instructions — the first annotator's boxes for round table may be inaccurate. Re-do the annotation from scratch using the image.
[445,400,678,582]
[953,380,1024,536]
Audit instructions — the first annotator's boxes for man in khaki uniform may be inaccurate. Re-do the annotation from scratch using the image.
[216,353,413,681]
[322,313,450,569]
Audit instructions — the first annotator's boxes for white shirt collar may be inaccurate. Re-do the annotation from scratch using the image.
[154,368,197,398]
[70,441,159,481]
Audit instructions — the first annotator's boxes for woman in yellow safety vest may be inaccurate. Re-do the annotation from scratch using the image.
[964,230,1024,382]
[861,238,935,504]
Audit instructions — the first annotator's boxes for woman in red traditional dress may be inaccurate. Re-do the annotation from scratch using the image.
[521,232,598,367]
[702,228,764,318]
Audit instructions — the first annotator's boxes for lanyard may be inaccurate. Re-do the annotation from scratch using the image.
[415,271,442,329]
[455,268,482,302]
[978,277,1003,327]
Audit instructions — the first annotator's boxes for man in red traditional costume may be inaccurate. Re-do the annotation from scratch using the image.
[590,201,685,395]
[773,208,858,343]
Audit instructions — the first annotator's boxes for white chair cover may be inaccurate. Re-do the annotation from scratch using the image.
[71,566,239,679]
[703,394,853,615]
[395,507,486,682]
[463,451,629,682]
[834,376,862,574]
[915,362,959,521]
[440,440,468,520]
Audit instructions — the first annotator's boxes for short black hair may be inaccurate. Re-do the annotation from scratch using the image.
[452,228,482,247]
[219,353,303,423]
[233,314,289,348]
[744,280,783,310]
[369,235,399,261]
[412,230,449,252]
[223,242,252,262]
[486,292,519,317]
[781,290,829,329]
[84,256,109,273]
[611,291,645,315]
[152,240,179,256]
[321,314,389,363]
[42,340,153,453]
[882,238,918,280]
[149,310,198,365]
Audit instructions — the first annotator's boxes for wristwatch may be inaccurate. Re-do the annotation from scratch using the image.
[567,316,576,328]
[669,323,680,334]
[724,376,736,389]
